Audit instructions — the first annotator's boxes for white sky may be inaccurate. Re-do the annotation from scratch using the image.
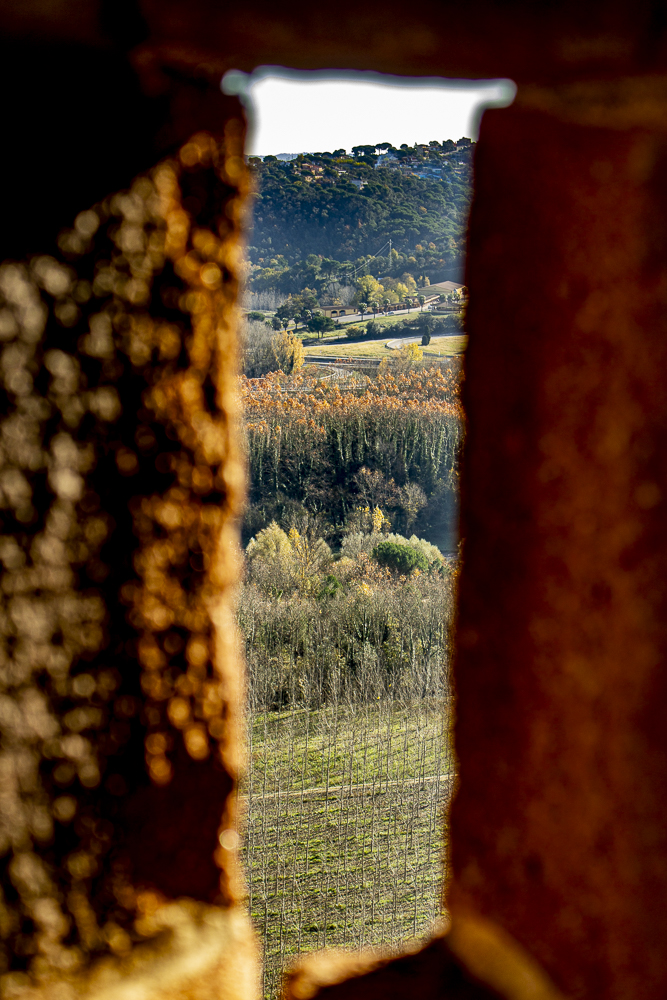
[222,69,515,157]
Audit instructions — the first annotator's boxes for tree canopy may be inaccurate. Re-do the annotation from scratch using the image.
[372,541,430,575]
[245,140,472,296]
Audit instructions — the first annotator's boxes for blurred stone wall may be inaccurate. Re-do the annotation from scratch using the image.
[0,103,257,998]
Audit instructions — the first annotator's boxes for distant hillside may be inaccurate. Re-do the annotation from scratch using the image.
[245,140,473,296]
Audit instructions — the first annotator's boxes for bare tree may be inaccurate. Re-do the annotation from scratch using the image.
[399,482,428,534]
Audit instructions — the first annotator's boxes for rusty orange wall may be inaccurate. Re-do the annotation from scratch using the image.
[451,103,667,999]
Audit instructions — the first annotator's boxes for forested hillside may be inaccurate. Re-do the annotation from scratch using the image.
[245,140,473,297]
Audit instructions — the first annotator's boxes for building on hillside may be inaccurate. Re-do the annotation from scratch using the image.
[320,305,356,318]
[414,167,443,179]
[375,152,398,168]
[425,280,465,298]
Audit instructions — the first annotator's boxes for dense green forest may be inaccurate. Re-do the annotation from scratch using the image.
[245,140,473,297]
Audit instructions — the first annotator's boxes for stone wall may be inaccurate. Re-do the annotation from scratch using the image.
[0,115,257,998]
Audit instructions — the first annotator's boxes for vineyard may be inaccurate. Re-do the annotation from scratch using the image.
[241,699,453,998]
[237,517,457,995]
[238,364,461,996]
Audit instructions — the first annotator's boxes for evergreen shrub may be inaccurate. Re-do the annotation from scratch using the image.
[373,541,429,574]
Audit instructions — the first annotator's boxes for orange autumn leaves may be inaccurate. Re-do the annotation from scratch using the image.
[240,363,464,538]
[241,365,463,431]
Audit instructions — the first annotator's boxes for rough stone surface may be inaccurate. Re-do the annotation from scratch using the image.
[284,915,567,1000]
[284,934,503,1000]
[452,103,667,999]
[0,904,256,1000]
[10,1,667,88]
[0,123,257,993]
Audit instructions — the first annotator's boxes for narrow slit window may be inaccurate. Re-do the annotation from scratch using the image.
[229,68,514,998]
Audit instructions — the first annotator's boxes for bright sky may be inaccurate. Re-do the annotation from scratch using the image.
[222,68,515,157]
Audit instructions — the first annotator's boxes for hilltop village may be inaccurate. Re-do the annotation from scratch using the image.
[244,139,474,298]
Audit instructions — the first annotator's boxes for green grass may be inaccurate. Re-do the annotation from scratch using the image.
[303,334,467,359]
[422,335,468,356]
[304,340,394,358]
[317,313,417,336]
[340,313,418,330]
[241,701,452,998]
[301,313,421,348]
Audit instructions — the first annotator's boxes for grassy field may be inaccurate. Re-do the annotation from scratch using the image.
[303,340,393,358]
[303,335,467,359]
[241,701,453,998]
[302,314,414,339]
[422,336,468,357]
[335,313,420,331]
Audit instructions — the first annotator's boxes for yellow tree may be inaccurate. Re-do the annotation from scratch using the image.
[287,527,332,591]
[398,343,423,365]
[246,522,296,595]
[354,274,384,307]
[271,330,304,373]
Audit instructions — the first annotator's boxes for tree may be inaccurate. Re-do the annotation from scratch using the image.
[317,574,342,600]
[320,258,342,298]
[372,541,428,575]
[241,318,275,377]
[400,273,418,295]
[355,275,384,308]
[247,521,292,562]
[307,313,335,339]
[351,145,378,161]
[246,521,295,596]
[418,295,425,311]
[399,482,428,532]
[416,313,436,338]
[358,301,368,321]
[275,300,295,329]
[397,343,423,368]
[271,330,304,374]
[292,290,319,329]
[287,527,332,591]
[369,299,379,318]
[353,466,397,509]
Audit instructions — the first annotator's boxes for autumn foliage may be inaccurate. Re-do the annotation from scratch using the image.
[240,366,464,542]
